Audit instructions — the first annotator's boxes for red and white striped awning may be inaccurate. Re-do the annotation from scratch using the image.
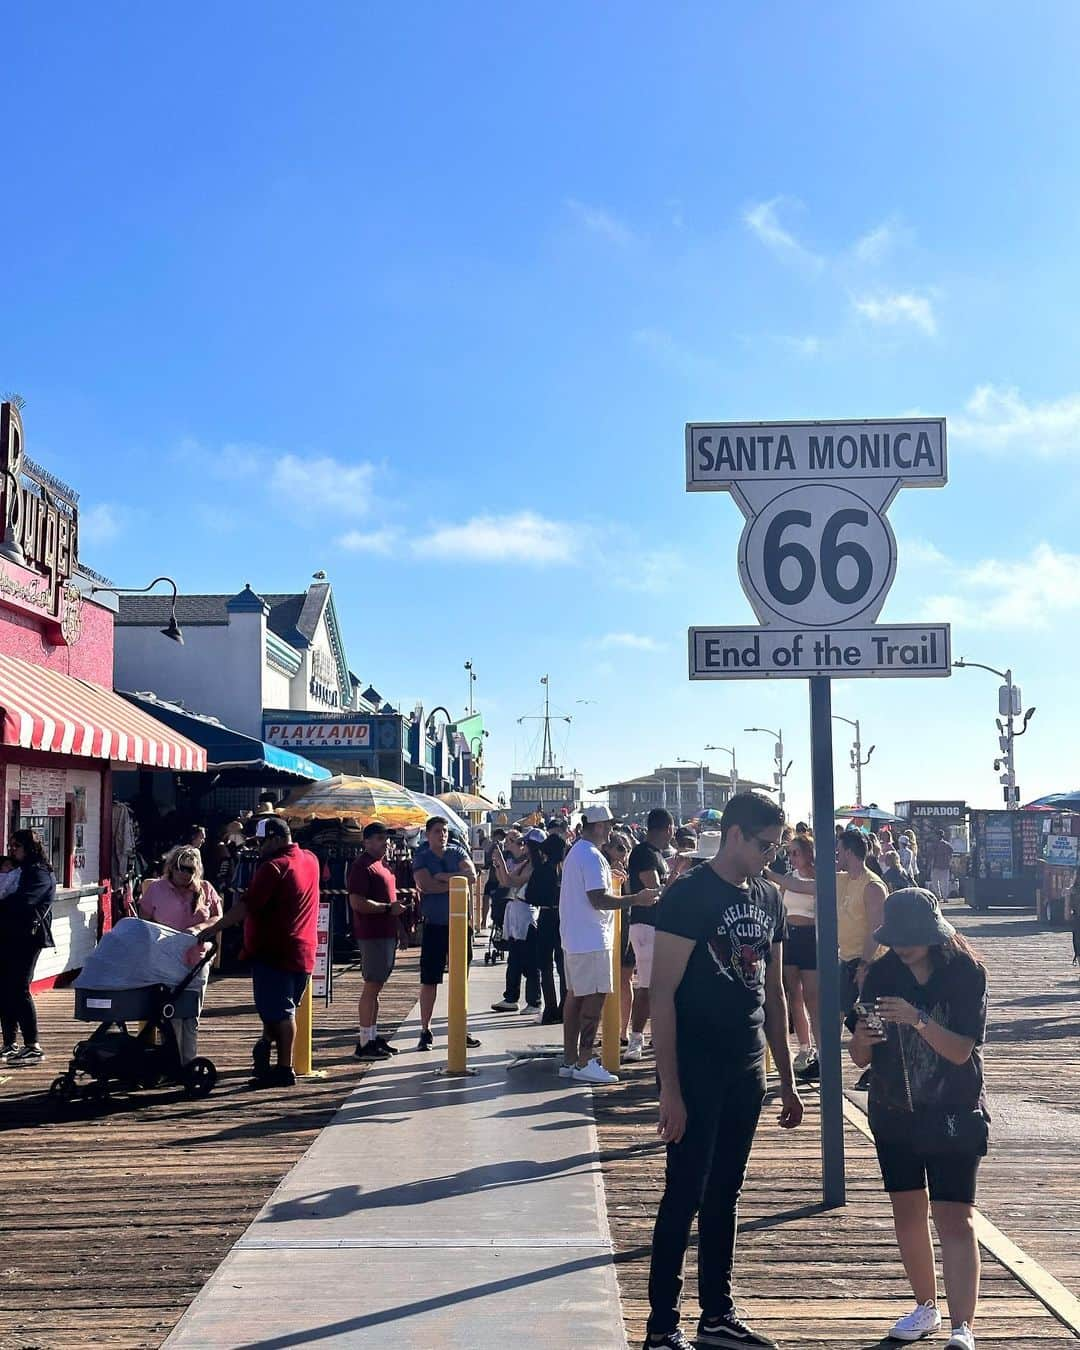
[0,652,206,771]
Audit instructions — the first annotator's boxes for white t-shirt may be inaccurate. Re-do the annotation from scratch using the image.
[559,838,612,954]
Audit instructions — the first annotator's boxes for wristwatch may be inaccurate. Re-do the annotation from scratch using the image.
[916,1008,930,1030]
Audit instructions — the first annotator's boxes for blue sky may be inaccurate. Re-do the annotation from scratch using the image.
[4,4,1080,819]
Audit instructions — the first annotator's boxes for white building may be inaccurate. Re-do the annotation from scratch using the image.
[114,579,369,739]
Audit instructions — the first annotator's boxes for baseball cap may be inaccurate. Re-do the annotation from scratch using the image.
[363,821,389,839]
[523,827,547,843]
[261,816,291,841]
[581,805,615,824]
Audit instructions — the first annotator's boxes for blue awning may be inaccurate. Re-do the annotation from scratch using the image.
[118,692,332,782]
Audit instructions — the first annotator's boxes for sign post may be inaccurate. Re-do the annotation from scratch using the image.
[685,416,950,1208]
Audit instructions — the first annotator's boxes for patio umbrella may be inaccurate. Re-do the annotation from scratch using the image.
[695,808,724,823]
[835,804,906,825]
[280,774,431,831]
[1023,791,1080,811]
[408,791,472,840]
[438,791,496,815]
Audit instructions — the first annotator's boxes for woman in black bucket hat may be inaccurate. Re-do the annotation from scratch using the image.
[849,888,989,1350]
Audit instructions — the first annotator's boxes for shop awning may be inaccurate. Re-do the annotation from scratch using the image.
[0,653,207,770]
[119,692,332,783]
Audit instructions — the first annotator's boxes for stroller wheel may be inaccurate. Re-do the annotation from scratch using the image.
[48,1074,77,1104]
[183,1057,217,1099]
[84,1079,111,1107]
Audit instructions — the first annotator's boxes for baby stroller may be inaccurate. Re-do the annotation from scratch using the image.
[485,890,509,965]
[49,921,218,1107]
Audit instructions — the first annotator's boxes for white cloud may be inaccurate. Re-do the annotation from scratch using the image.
[565,198,634,246]
[852,291,937,336]
[899,536,948,566]
[852,220,899,265]
[594,632,664,652]
[337,528,400,555]
[79,503,119,545]
[951,384,1080,457]
[413,512,580,564]
[743,198,823,271]
[921,542,1079,630]
[271,454,376,515]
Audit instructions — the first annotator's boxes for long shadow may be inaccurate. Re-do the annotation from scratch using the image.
[229,1251,616,1349]
[737,1201,828,1231]
[987,1018,1079,1042]
[996,989,1080,1008]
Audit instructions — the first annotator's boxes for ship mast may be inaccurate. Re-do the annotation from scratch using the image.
[518,675,571,777]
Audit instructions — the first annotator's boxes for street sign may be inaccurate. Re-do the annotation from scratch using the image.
[689,623,951,679]
[684,412,951,1213]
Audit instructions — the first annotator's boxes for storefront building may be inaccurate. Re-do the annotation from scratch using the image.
[0,403,205,987]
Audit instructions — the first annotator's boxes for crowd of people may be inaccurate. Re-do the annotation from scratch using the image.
[1,793,991,1350]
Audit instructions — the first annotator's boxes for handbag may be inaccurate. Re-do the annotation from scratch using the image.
[897,1019,989,1156]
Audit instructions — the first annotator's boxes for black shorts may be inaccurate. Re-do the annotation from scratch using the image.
[419,922,473,986]
[784,923,817,971]
[873,1133,981,1205]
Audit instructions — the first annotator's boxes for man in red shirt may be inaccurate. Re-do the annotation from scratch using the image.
[199,817,320,1087]
[348,822,404,1062]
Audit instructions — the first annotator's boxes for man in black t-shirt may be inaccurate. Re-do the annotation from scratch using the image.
[624,808,676,1062]
[643,793,804,1350]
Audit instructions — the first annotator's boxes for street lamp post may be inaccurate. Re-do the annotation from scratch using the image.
[704,745,738,804]
[832,714,874,806]
[464,660,476,716]
[469,732,488,792]
[743,728,792,814]
[677,758,706,815]
[954,659,1036,809]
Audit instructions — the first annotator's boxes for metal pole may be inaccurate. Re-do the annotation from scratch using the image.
[1005,669,1017,810]
[676,771,682,823]
[699,763,705,814]
[447,877,470,1074]
[854,719,863,806]
[810,677,846,1208]
[776,733,784,813]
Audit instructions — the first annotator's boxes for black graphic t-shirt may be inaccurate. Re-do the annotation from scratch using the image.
[627,841,669,927]
[860,950,988,1137]
[655,866,785,1069]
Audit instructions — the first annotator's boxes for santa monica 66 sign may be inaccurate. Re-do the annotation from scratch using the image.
[686,418,951,680]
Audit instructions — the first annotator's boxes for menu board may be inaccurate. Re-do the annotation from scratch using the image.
[1020,812,1044,867]
[19,767,66,818]
[982,813,1015,879]
[1045,833,1079,866]
[311,899,332,1001]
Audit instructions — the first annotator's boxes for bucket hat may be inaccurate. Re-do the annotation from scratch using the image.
[873,887,956,948]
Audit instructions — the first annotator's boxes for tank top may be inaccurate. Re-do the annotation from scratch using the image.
[782,868,816,921]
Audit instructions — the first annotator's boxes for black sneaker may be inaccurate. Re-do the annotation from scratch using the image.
[466,1033,481,1048]
[274,1066,298,1087]
[642,1331,696,1349]
[417,1029,434,1051]
[374,1037,398,1055]
[697,1309,778,1348]
[252,1038,272,1076]
[355,1039,392,1061]
[854,1068,872,1091]
[9,1046,44,1066]
[795,1054,820,1083]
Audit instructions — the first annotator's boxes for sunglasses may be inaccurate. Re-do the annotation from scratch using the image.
[748,834,780,855]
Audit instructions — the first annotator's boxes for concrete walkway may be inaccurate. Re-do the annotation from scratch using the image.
[163,941,627,1349]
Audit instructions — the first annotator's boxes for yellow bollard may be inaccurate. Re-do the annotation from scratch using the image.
[294,980,313,1076]
[447,876,470,1074]
[601,907,622,1074]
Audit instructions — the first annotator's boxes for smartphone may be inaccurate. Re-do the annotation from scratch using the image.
[854,1000,885,1035]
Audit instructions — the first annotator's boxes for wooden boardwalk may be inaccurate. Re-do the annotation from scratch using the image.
[594,903,1080,1347]
[0,952,420,1350]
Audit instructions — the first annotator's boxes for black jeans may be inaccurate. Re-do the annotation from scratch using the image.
[504,925,541,1006]
[0,939,43,1047]
[536,908,565,1017]
[647,1055,767,1335]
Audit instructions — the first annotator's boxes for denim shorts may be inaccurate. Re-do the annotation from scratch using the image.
[251,962,310,1023]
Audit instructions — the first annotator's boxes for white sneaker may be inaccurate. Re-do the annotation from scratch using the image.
[624,1033,644,1062]
[558,1062,576,1078]
[491,999,519,1012]
[945,1325,975,1350]
[888,1301,942,1341]
[571,1058,619,1085]
[794,1047,813,1074]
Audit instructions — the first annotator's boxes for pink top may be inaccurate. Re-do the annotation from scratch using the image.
[140,877,222,934]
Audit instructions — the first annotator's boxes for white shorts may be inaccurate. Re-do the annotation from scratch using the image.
[564,949,613,998]
[629,923,656,986]
[930,867,952,900]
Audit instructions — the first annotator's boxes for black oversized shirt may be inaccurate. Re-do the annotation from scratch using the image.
[860,950,988,1135]
[655,866,785,1068]
[627,841,668,927]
